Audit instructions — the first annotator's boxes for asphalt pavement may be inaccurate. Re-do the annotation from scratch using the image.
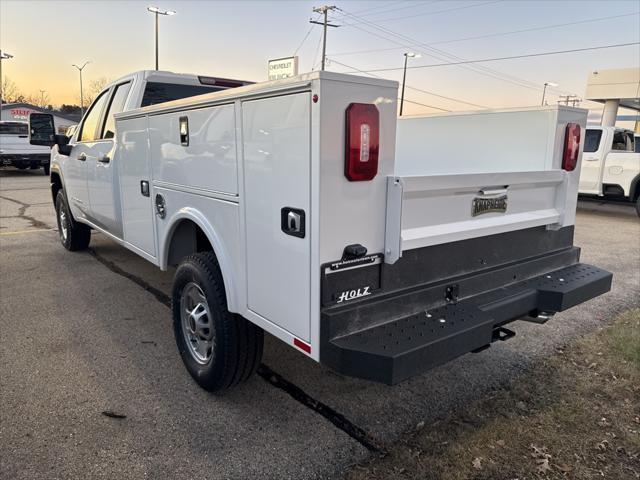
[1,168,638,479]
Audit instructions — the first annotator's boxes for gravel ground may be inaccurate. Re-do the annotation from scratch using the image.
[1,169,638,479]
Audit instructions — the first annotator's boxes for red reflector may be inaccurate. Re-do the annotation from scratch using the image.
[345,103,379,181]
[562,123,581,172]
[293,338,311,354]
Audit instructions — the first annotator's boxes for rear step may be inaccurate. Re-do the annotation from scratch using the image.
[325,263,611,385]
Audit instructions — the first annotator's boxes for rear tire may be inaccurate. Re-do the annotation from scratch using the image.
[55,191,91,251]
[635,196,640,218]
[172,252,263,393]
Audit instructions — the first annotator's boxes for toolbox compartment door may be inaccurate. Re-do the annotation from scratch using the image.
[242,92,311,341]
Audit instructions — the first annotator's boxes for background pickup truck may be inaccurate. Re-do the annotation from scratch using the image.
[0,121,51,174]
[578,126,640,216]
[30,70,612,393]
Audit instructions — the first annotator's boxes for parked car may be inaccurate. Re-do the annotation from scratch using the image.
[579,126,640,216]
[0,120,51,174]
[30,71,612,393]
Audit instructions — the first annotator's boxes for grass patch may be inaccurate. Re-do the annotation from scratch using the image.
[344,309,640,480]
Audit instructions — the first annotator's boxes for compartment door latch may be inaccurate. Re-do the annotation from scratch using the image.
[281,207,305,238]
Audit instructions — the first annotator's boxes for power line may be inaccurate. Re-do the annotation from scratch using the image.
[329,59,452,112]
[293,14,321,56]
[335,8,564,94]
[341,0,503,25]
[349,0,442,19]
[330,11,639,56]
[328,57,486,109]
[357,42,640,72]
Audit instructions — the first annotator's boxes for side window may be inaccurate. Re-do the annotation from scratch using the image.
[79,91,109,142]
[583,129,602,153]
[101,81,132,139]
[611,131,633,152]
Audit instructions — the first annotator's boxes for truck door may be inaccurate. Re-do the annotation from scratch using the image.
[66,90,110,217]
[579,128,606,194]
[242,92,311,341]
[86,81,133,238]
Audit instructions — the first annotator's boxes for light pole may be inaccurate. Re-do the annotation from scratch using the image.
[541,81,558,106]
[0,50,15,115]
[400,52,420,116]
[147,6,176,71]
[39,89,47,108]
[72,61,91,117]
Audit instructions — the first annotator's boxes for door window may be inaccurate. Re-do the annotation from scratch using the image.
[101,81,132,139]
[583,129,602,153]
[79,91,109,142]
[611,131,633,152]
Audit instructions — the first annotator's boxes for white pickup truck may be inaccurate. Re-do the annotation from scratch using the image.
[579,126,640,216]
[0,120,51,174]
[30,70,612,392]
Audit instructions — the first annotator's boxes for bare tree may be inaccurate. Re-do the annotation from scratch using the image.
[24,91,51,108]
[80,77,109,106]
[1,76,23,103]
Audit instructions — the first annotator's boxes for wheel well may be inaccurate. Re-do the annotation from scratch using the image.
[51,172,63,204]
[167,219,214,267]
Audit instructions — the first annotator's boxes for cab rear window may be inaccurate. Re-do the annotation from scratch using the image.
[0,123,28,135]
[583,129,602,153]
[141,82,223,107]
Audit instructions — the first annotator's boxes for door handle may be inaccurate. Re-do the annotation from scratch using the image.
[77,153,87,161]
[281,207,305,238]
[98,155,110,164]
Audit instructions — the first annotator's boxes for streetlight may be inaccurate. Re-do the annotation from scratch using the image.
[39,89,47,108]
[541,81,558,106]
[147,6,176,71]
[400,52,421,116]
[72,61,91,117]
[0,50,14,114]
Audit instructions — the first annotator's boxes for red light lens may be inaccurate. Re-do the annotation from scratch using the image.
[562,123,581,172]
[345,103,379,181]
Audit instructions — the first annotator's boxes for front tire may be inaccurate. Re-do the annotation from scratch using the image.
[55,191,91,251]
[172,252,263,393]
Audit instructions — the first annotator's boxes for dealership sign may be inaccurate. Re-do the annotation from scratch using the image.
[9,108,36,120]
[268,56,298,81]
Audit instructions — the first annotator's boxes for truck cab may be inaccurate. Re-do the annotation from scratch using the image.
[44,70,251,232]
[578,126,640,215]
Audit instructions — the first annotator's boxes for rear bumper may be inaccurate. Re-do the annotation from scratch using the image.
[320,231,612,384]
[0,154,50,168]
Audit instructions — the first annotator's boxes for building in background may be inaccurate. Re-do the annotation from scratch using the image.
[585,68,640,132]
[1,103,79,133]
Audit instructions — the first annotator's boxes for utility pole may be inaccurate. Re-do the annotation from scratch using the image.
[558,94,580,107]
[310,5,339,71]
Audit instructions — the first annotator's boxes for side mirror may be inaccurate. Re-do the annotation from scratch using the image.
[29,113,56,146]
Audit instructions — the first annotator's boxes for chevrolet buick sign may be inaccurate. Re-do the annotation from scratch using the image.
[268,56,298,81]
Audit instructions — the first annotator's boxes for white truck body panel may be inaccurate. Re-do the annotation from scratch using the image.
[386,107,587,263]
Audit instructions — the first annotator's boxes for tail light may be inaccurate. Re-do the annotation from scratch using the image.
[345,103,379,181]
[562,123,581,171]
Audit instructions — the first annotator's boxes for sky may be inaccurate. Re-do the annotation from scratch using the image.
[1,0,639,117]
